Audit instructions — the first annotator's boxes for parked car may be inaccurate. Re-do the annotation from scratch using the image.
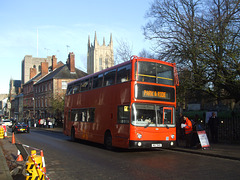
[2,119,12,128]
[12,122,30,133]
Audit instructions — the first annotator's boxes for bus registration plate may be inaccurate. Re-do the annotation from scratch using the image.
[152,143,162,147]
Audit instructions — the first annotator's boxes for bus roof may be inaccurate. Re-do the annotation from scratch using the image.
[68,56,174,86]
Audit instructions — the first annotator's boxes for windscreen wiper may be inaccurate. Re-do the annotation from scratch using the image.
[164,124,169,129]
[144,122,151,128]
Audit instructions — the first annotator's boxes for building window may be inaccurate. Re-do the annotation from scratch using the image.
[62,81,67,89]
[49,82,52,90]
[105,58,108,68]
[99,58,103,71]
[45,98,47,107]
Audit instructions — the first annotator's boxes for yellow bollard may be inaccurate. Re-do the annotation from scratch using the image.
[0,127,4,139]
[25,150,45,180]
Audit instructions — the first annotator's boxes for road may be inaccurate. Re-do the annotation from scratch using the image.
[15,129,240,180]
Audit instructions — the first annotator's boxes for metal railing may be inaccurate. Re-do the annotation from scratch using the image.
[218,116,240,143]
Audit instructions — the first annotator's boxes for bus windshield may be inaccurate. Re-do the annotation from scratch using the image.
[136,61,174,85]
[131,103,175,127]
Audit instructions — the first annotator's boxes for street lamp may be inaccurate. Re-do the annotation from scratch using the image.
[66,45,70,53]
[32,97,36,127]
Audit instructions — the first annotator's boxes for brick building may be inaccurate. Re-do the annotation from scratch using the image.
[23,60,52,121]
[8,79,21,118]
[22,53,87,125]
[13,93,23,121]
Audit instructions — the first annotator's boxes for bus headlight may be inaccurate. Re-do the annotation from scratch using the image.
[137,133,142,139]
[171,134,175,139]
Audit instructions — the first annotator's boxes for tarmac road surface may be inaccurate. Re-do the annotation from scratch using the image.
[1,128,240,180]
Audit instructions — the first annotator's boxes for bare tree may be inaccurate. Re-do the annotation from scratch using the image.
[138,49,156,59]
[144,0,240,106]
[50,93,64,122]
[114,38,133,64]
[201,0,240,104]
[143,0,207,103]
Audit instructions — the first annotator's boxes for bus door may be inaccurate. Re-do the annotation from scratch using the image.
[162,107,173,125]
[114,105,130,147]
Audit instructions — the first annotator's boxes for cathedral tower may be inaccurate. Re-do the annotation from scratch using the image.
[87,32,114,74]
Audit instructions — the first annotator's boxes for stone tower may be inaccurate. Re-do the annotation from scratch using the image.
[21,55,52,84]
[87,32,114,74]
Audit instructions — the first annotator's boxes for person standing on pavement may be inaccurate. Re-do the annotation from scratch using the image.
[181,115,193,148]
[176,113,184,146]
[208,112,219,143]
[52,118,55,128]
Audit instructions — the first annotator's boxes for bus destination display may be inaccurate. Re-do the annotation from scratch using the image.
[142,90,169,100]
[136,84,175,102]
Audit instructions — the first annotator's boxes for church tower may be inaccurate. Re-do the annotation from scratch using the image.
[87,32,114,74]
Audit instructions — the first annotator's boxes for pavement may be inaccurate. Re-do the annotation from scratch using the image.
[1,127,240,180]
[0,141,13,180]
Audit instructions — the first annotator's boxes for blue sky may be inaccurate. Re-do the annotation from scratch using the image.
[0,0,154,94]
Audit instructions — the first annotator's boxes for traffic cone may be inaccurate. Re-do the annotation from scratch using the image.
[12,132,15,144]
[41,150,46,173]
[16,150,23,162]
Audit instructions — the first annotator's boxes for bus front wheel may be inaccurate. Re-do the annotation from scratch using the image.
[104,131,112,150]
[71,127,76,142]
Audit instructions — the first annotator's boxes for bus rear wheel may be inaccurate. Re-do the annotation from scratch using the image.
[71,128,76,142]
[104,132,112,150]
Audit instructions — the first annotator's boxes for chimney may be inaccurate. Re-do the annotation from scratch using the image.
[30,67,37,79]
[52,55,57,70]
[41,61,48,76]
[68,52,75,73]
[18,87,21,94]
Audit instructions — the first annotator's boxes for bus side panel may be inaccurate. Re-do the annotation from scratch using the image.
[111,82,131,148]
[63,96,72,136]
[112,124,130,148]
[71,88,112,144]
[73,82,131,148]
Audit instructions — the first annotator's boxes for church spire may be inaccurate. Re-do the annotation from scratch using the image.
[103,37,105,46]
[94,31,98,46]
[109,33,113,47]
[88,35,90,47]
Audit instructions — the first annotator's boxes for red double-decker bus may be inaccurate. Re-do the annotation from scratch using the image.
[64,56,179,149]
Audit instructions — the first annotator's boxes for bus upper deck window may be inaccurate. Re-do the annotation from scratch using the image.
[93,74,103,89]
[104,69,116,86]
[136,61,174,85]
[117,64,131,83]
[81,79,89,91]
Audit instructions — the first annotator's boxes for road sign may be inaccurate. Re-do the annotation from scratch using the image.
[197,130,210,149]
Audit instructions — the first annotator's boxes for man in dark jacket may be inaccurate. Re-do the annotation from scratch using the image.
[208,112,219,143]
